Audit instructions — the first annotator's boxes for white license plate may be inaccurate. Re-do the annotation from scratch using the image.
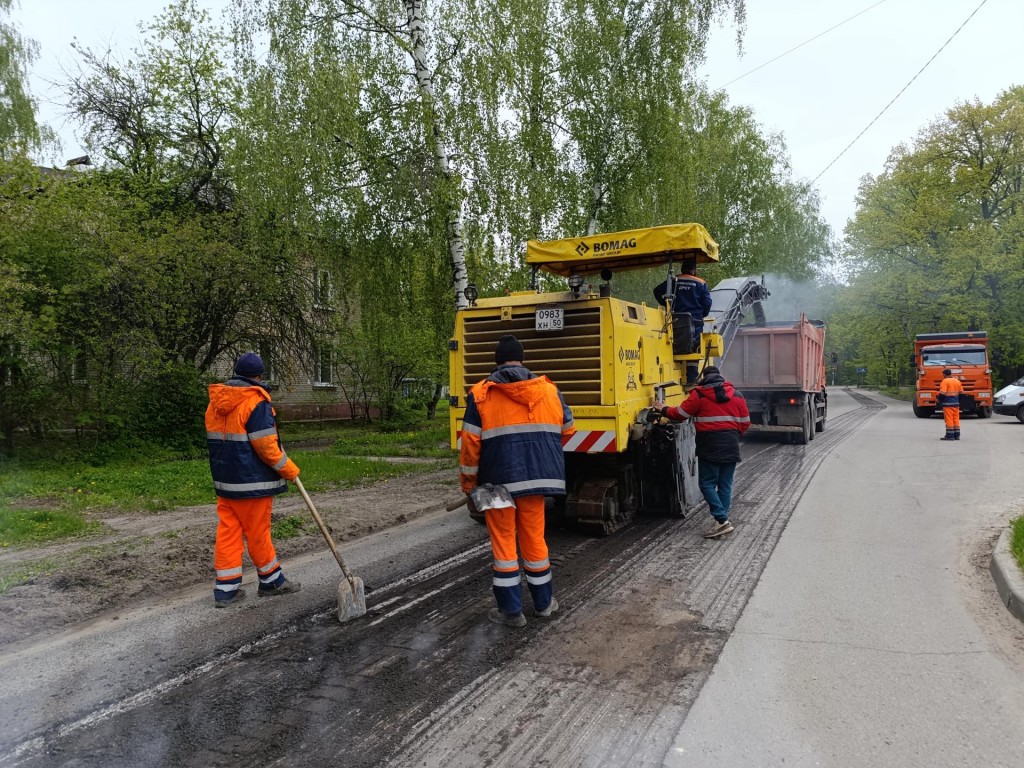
[535,306,563,332]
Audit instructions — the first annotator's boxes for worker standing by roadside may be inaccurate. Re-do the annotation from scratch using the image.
[938,367,963,441]
[205,352,302,607]
[459,335,576,627]
[653,366,750,538]
[653,258,713,385]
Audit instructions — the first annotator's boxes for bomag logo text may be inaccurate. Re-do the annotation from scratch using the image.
[592,237,638,253]
[618,347,641,363]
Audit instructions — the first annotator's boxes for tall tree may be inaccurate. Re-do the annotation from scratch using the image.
[0,0,50,157]
[841,87,1024,384]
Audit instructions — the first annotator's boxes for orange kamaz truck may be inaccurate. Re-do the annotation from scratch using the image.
[911,332,993,418]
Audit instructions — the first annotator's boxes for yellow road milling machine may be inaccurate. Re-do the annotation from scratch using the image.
[448,223,769,534]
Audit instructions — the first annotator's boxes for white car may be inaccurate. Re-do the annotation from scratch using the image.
[993,376,1024,423]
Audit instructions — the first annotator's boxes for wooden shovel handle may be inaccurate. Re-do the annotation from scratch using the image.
[444,495,469,511]
[294,477,356,585]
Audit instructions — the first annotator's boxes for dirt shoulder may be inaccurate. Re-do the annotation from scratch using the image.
[0,464,461,648]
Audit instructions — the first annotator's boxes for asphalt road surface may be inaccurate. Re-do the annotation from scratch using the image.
[2,388,1022,767]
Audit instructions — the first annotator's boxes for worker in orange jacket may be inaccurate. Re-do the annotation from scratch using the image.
[459,335,575,628]
[937,368,964,441]
[205,353,302,606]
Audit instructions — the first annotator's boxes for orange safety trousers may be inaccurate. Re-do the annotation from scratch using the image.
[485,494,553,615]
[214,495,284,599]
[943,406,961,429]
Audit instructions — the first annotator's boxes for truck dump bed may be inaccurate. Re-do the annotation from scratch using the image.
[720,315,826,393]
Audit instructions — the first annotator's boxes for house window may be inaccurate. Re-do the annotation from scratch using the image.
[313,269,333,309]
[257,343,275,384]
[315,344,334,386]
[71,352,88,385]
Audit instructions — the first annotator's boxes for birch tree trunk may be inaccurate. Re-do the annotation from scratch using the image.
[405,0,469,310]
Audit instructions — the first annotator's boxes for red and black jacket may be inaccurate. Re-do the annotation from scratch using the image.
[662,374,750,463]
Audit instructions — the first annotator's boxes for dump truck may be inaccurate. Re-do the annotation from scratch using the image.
[718,315,827,444]
[448,223,769,534]
[910,332,992,418]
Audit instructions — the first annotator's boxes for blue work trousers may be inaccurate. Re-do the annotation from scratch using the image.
[698,460,736,523]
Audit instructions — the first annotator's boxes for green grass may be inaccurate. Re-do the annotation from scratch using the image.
[877,386,916,402]
[1011,516,1024,573]
[0,508,101,548]
[0,450,447,515]
[272,514,307,540]
[0,418,455,546]
[328,421,452,458]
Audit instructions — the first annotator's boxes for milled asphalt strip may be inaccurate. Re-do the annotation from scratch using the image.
[385,394,887,768]
[0,524,486,766]
[1,625,305,765]
[990,528,1024,624]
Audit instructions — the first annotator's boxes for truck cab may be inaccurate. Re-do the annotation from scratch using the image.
[911,332,993,418]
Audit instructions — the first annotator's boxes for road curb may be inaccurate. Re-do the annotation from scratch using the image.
[990,527,1024,625]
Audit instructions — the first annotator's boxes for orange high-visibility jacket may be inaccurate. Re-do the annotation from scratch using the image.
[206,377,299,499]
[460,365,575,498]
[938,375,964,408]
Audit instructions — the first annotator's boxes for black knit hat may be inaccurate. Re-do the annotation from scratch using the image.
[942,368,952,376]
[701,365,720,377]
[234,352,266,377]
[495,335,525,364]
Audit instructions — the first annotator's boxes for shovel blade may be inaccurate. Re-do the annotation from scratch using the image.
[338,576,367,623]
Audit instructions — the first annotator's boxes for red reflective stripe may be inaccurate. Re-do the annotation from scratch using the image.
[562,431,617,453]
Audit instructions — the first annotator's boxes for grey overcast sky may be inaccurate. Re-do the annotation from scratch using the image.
[17,0,1024,239]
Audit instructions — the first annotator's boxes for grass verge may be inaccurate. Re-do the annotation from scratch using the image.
[0,452,448,516]
[0,508,101,548]
[0,418,455,539]
[271,514,307,540]
[1011,515,1024,573]
[327,421,451,458]
[877,386,915,402]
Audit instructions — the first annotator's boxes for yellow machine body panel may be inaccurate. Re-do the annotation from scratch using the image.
[448,290,720,452]
[449,223,758,531]
[525,223,719,278]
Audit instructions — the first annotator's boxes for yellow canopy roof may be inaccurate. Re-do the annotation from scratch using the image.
[526,223,720,278]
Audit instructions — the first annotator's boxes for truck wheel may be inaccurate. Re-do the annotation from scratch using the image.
[912,403,935,419]
[1017,405,1024,424]
[976,407,991,419]
[794,405,811,445]
[807,403,815,441]
[815,405,826,433]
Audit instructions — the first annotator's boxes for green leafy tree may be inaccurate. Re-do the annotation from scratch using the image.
[842,87,1024,385]
[0,0,53,157]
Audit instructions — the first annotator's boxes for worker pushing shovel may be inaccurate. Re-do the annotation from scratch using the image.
[205,352,365,621]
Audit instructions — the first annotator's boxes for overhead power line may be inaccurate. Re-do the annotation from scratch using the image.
[715,0,889,90]
[810,0,991,186]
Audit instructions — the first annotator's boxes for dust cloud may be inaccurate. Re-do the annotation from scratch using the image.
[756,274,832,324]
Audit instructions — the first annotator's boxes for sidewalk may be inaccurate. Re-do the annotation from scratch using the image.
[666,392,1024,767]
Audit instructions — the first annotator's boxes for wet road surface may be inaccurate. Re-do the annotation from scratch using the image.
[2,390,882,767]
